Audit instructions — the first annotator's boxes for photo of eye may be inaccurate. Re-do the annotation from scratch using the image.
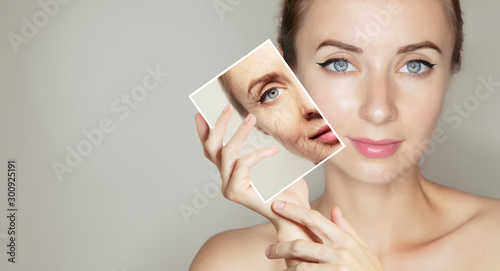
[189,40,344,202]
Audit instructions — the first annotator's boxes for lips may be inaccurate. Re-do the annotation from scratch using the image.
[311,125,338,144]
[349,138,402,158]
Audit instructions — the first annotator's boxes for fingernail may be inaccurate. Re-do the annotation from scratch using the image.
[223,104,231,112]
[243,114,252,123]
[273,200,285,209]
[265,245,272,258]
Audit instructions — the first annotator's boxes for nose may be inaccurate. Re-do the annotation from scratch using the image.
[359,74,398,125]
[299,91,321,120]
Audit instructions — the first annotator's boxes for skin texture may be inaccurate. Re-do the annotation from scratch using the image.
[225,42,341,164]
[190,0,500,270]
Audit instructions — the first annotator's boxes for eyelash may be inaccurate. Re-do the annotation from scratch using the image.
[400,59,436,76]
[316,58,436,76]
[408,59,435,68]
[258,87,282,103]
[316,58,353,74]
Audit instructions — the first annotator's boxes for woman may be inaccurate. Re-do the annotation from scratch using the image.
[191,0,500,270]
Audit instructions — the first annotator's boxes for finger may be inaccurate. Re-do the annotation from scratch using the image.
[330,207,352,234]
[223,145,278,200]
[194,113,210,157]
[225,114,256,153]
[266,239,334,263]
[331,207,369,248]
[204,104,233,161]
[220,114,256,181]
[271,201,344,244]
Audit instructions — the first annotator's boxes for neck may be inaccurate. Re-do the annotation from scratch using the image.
[312,161,435,256]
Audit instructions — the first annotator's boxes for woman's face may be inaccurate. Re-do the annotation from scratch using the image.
[293,0,455,183]
[227,42,341,164]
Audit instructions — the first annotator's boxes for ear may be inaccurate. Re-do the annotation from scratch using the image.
[278,45,284,58]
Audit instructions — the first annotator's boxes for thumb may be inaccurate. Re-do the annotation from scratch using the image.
[330,207,354,234]
[331,207,369,247]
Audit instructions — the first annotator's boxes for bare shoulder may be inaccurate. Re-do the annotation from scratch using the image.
[429,181,500,267]
[462,190,500,240]
[189,222,285,271]
[431,181,500,230]
[438,182,500,221]
[458,191,500,268]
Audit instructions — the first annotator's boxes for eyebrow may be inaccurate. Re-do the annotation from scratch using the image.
[316,39,442,55]
[316,39,363,54]
[247,72,283,96]
[397,41,442,55]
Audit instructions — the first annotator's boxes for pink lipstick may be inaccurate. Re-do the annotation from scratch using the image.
[311,125,338,144]
[349,138,401,158]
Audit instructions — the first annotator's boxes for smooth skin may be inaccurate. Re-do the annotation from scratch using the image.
[190,0,500,270]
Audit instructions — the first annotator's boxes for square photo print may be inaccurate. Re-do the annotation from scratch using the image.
[189,39,344,203]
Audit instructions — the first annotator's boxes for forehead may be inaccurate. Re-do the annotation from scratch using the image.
[298,0,454,55]
[229,43,287,84]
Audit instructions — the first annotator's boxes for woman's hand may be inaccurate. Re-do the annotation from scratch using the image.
[194,104,310,227]
[266,201,385,271]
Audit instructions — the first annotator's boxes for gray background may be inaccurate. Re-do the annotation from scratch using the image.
[0,0,499,270]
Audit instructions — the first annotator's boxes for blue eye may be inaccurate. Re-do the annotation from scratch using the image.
[317,58,357,73]
[259,87,283,103]
[333,60,349,72]
[399,60,436,74]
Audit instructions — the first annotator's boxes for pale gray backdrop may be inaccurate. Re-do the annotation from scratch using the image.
[0,1,499,271]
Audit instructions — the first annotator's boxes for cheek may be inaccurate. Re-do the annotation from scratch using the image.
[409,100,443,144]
[260,95,302,140]
[397,76,447,137]
[298,68,359,131]
[267,110,303,144]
